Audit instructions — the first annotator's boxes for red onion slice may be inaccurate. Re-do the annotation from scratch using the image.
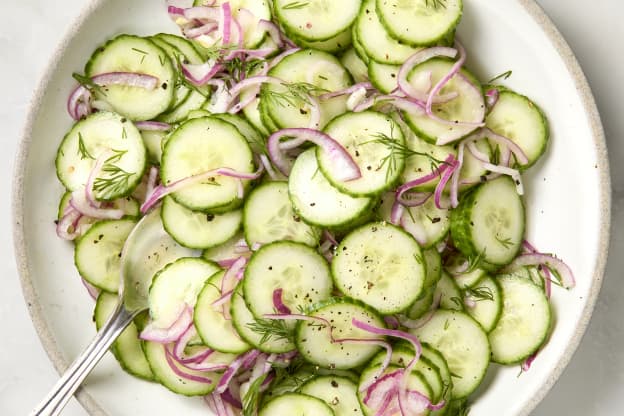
[398,47,458,103]
[319,82,373,101]
[433,156,459,209]
[185,22,219,39]
[396,154,455,206]
[67,84,92,120]
[140,305,194,343]
[390,200,405,225]
[164,346,216,384]
[141,166,264,214]
[267,128,361,181]
[220,2,233,45]
[501,253,575,289]
[92,72,159,90]
[56,207,82,240]
[483,127,529,166]
[258,19,285,48]
[216,349,262,394]
[81,279,100,300]
[485,87,500,109]
[181,60,224,86]
[134,121,172,131]
[70,190,125,220]
[272,288,291,314]
[184,6,220,21]
[449,141,465,208]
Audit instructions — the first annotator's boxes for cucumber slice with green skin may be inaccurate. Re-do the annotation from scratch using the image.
[369,344,444,403]
[142,341,220,396]
[489,276,551,364]
[296,297,386,370]
[58,192,139,236]
[259,392,335,416]
[141,130,166,165]
[153,33,205,64]
[241,88,271,136]
[147,37,194,112]
[444,251,488,289]
[340,48,369,83]
[85,35,175,121]
[243,181,321,247]
[318,111,406,197]
[450,177,525,270]
[202,231,246,264]
[407,289,434,320]
[94,292,154,380]
[75,218,137,293]
[210,113,266,156]
[332,222,425,314]
[56,112,147,201]
[258,94,280,133]
[194,270,252,353]
[400,128,456,193]
[161,196,242,250]
[433,271,463,311]
[230,282,295,353]
[158,90,207,124]
[148,257,221,329]
[421,344,452,416]
[289,149,373,229]
[497,265,545,290]
[355,0,422,65]
[160,116,255,212]
[273,0,361,42]
[358,364,433,416]
[411,309,490,399]
[243,241,333,321]
[368,61,400,94]
[485,88,549,170]
[465,275,503,333]
[293,27,353,54]
[402,58,484,146]
[406,249,442,319]
[375,0,462,47]
[351,29,370,65]
[262,49,351,130]
[299,375,364,416]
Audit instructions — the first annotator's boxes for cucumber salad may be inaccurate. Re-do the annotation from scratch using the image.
[54,0,576,415]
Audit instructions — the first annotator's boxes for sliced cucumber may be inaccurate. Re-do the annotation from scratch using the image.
[194,270,252,353]
[450,177,525,270]
[458,137,492,188]
[444,251,488,289]
[230,282,295,353]
[403,58,484,145]
[407,288,435,320]
[332,222,425,314]
[243,241,333,320]
[94,292,154,380]
[143,341,219,396]
[489,275,551,364]
[420,343,453,414]
[85,35,175,121]
[295,297,386,370]
[433,271,463,311]
[375,0,462,47]
[243,181,321,247]
[148,257,220,329]
[340,48,369,83]
[289,149,373,229]
[56,112,147,200]
[161,196,242,249]
[160,116,255,212]
[294,27,353,53]
[486,88,549,169]
[202,232,246,264]
[400,128,456,192]
[262,49,351,130]
[299,375,364,416]
[401,197,451,249]
[211,113,266,156]
[355,0,421,65]
[259,392,335,416]
[158,90,207,124]
[411,309,490,399]
[318,111,405,197]
[273,0,361,42]
[465,275,503,333]
[75,218,137,293]
[406,249,442,319]
[368,61,400,94]
[141,130,166,165]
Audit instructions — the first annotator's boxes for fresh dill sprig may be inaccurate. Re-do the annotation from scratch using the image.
[283,1,310,10]
[362,126,446,181]
[488,70,513,84]
[242,373,268,416]
[425,0,447,10]
[72,72,106,96]
[265,82,329,108]
[92,149,135,199]
[450,296,464,309]
[77,133,94,160]
[460,249,486,274]
[247,318,296,345]
[463,286,494,302]
[495,235,514,249]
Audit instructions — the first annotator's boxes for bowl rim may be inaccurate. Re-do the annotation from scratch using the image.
[12,0,611,415]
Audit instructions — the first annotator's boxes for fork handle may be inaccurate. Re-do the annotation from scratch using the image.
[30,302,137,416]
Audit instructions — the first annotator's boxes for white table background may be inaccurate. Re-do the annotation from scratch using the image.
[1,0,622,414]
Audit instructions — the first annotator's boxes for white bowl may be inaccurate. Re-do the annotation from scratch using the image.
[13,0,610,414]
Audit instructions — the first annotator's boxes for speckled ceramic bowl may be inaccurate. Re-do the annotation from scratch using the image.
[13,0,610,414]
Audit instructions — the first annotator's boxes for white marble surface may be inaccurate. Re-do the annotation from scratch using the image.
[1,0,622,414]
